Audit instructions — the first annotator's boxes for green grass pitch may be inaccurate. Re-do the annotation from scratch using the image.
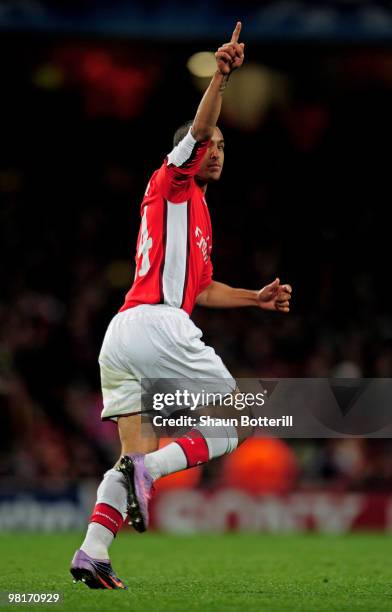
[0,532,391,611]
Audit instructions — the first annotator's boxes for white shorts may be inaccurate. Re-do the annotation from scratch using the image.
[99,304,235,421]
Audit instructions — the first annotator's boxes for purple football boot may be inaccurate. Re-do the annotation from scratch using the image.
[116,453,154,532]
[70,549,127,590]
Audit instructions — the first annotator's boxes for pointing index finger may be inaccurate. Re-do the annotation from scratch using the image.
[231,21,242,43]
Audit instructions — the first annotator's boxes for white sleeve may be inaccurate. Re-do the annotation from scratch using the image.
[167,128,199,168]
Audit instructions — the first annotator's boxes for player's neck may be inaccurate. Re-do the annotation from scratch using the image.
[195,177,208,194]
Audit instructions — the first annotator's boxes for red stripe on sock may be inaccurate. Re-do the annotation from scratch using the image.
[90,503,123,536]
[175,428,209,468]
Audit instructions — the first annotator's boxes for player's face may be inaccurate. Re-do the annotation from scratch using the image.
[196,128,224,183]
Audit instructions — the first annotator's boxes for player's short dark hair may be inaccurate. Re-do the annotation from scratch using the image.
[173,120,194,147]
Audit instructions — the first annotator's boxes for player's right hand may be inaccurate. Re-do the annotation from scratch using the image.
[215,21,245,76]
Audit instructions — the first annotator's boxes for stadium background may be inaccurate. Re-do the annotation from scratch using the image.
[2,0,392,536]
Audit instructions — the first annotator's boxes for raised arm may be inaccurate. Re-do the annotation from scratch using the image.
[191,21,245,141]
[157,23,245,201]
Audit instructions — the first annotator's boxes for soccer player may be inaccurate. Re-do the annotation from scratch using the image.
[70,22,292,589]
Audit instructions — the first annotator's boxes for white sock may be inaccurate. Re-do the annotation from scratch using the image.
[81,522,114,560]
[144,422,238,481]
[80,468,128,560]
[145,442,187,481]
[199,422,238,457]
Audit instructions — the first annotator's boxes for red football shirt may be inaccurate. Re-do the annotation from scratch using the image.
[120,129,213,316]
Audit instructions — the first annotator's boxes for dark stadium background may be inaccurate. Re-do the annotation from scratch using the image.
[2,0,392,533]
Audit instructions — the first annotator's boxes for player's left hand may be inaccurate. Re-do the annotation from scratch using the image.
[256,277,292,313]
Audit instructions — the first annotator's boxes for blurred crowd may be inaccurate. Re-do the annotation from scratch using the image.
[1,38,392,493]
